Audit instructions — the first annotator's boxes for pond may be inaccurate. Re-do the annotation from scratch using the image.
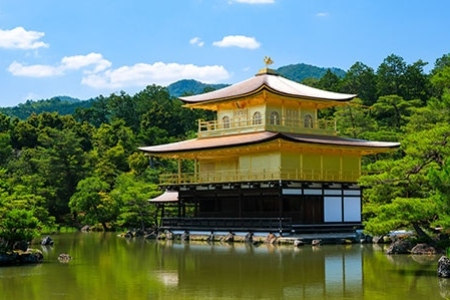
[0,232,448,300]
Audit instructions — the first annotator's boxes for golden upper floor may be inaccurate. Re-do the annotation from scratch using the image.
[180,68,356,138]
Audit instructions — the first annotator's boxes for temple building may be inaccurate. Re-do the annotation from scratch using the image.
[139,61,400,234]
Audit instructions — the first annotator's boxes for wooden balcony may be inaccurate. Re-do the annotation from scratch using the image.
[160,217,293,233]
[198,117,337,138]
[159,169,361,186]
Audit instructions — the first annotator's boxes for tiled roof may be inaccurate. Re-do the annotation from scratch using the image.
[283,133,400,148]
[148,190,178,203]
[179,71,356,103]
[139,131,400,154]
[139,131,278,153]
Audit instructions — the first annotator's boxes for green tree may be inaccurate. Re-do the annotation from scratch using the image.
[111,173,159,230]
[370,95,421,131]
[69,176,118,230]
[341,62,378,106]
[361,123,450,238]
[0,208,40,250]
[376,54,407,97]
[334,98,376,139]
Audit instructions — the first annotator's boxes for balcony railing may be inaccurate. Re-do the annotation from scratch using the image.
[159,169,361,185]
[198,117,337,137]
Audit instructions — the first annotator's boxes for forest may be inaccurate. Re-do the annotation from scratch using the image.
[1,53,450,249]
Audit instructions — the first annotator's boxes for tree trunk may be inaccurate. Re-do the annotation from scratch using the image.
[412,222,432,241]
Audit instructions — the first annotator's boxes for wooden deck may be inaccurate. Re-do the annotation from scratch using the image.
[159,217,362,236]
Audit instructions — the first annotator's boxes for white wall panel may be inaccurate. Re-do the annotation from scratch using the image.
[344,197,361,222]
[324,196,342,222]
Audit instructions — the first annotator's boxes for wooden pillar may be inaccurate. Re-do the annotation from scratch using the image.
[238,189,242,218]
[278,182,283,237]
[177,159,182,184]
[194,158,198,183]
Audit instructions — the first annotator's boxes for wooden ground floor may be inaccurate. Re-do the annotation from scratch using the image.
[156,181,363,234]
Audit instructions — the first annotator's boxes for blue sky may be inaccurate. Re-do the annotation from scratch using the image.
[1,0,449,107]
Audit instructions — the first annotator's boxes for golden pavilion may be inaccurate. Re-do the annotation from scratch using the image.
[139,61,400,234]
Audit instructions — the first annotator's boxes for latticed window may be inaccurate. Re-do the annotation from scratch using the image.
[286,109,299,126]
[269,111,280,125]
[252,111,262,125]
[222,116,230,128]
[304,114,313,128]
[234,109,247,126]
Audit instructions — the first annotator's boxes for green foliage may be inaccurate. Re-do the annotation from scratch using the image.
[69,177,118,230]
[363,197,436,235]
[0,208,40,250]
[111,173,160,230]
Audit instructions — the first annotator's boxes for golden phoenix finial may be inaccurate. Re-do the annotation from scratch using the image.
[264,56,274,67]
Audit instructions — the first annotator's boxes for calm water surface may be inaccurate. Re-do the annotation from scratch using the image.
[0,232,447,300]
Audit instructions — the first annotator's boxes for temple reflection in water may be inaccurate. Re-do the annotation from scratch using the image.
[153,242,363,299]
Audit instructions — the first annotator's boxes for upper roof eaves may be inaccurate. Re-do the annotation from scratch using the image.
[179,71,357,104]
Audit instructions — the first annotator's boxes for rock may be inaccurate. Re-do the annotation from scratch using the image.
[206,232,215,242]
[58,253,72,263]
[372,236,385,244]
[294,239,304,247]
[124,230,133,238]
[144,232,157,239]
[438,256,450,278]
[81,225,90,232]
[181,231,190,241]
[410,243,436,255]
[312,240,321,246]
[386,239,413,254]
[0,250,43,266]
[222,232,235,243]
[164,230,174,240]
[13,241,29,251]
[41,236,54,246]
[244,232,254,243]
[157,232,166,240]
[0,252,18,265]
[265,233,277,244]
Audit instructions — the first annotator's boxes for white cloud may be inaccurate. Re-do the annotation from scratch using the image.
[231,0,275,4]
[189,37,204,47]
[8,61,62,77]
[0,27,49,50]
[8,53,112,77]
[61,53,112,73]
[8,51,230,91]
[316,12,330,17]
[213,35,260,49]
[81,62,230,89]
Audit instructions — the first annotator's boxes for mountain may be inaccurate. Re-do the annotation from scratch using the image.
[167,79,229,97]
[0,96,92,119]
[276,63,346,82]
[167,63,346,97]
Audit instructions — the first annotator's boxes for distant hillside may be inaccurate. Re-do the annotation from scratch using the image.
[167,79,229,97]
[167,63,346,97]
[0,96,92,119]
[276,63,346,82]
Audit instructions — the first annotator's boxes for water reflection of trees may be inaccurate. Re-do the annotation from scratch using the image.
[363,245,443,299]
